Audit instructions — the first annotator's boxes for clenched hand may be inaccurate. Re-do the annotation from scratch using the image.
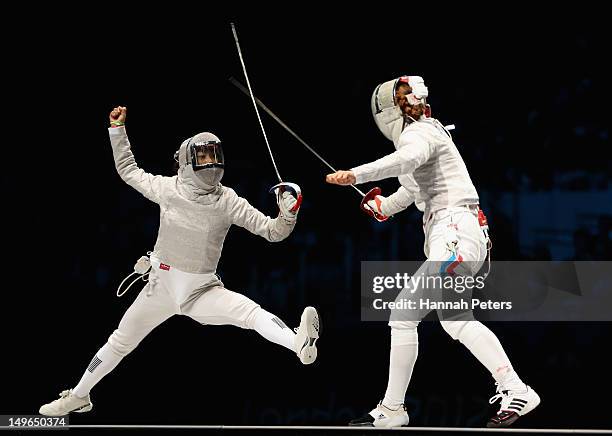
[109,106,127,126]
[325,170,356,186]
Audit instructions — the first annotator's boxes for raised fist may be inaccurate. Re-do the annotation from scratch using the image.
[109,106,127,125]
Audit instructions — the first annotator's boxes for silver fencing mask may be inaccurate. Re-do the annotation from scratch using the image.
[176,132,224,194]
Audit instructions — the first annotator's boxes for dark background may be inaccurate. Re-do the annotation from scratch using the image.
[1,13,611,429]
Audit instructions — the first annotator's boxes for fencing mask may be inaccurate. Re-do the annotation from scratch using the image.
[371,75,429,143]
[176,132,224,195]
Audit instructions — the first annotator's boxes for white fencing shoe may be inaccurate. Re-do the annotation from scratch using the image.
[39,390,93,416]
[349,402,409,427]
[294,306,320,365]
[487,384,540,427]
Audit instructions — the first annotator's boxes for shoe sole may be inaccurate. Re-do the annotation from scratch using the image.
[487,412,519,428]
[39,401,93,417]
[487,387,540,428]
[348,423,409,428]
[374,417,410,428]
[74,402,93,413]
[299,307,319,365]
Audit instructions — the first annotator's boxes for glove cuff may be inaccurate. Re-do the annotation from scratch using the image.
[277,189,301,220]
[278,210,297,224]
[381,195,410,216]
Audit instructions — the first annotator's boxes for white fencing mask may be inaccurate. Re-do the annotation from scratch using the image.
[371,75,429,143]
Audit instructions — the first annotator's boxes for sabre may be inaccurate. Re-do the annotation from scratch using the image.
[230,23,304,206]
[229,77,389,222]
[228,77,366,197]
[231,23,282,182]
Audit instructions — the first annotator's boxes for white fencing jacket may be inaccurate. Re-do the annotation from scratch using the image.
[351,118,479,219]
[109,126,296,278]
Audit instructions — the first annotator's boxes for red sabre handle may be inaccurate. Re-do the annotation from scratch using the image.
[360,187,389,222]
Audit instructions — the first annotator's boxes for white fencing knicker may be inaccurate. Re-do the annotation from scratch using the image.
[71,256,296,399]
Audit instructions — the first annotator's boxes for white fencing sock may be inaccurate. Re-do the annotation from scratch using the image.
[441,320,526,391]
[251,309,296,352]
[382,326,419,409]
[73,343,124,398]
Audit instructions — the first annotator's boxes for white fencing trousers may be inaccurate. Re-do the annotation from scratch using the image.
[73,258,295,398]
[383,207,521,408]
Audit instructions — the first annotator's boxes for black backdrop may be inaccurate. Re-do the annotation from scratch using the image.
[2,12,611,429]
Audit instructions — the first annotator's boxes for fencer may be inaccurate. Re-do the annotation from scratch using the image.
[39,106,320,416]
[326,76,539,428]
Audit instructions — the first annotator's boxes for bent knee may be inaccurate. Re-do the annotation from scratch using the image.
[388,320,419,330]
[440,320,487,345]
[388,321,419,347]
[242,303,263,330]
[107,329,142,356]
[212,292,262,329]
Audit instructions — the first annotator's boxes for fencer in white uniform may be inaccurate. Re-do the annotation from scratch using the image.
[326,77,539,428]
[39,106,320,417]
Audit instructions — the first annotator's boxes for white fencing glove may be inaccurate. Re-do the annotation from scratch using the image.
[279,191,300,216]
[366,191,411,218]
[360,187,389,222]
[362,186,414,221]
[279,192,302,224]
[270,182,302,222]
[366,194,390,219]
